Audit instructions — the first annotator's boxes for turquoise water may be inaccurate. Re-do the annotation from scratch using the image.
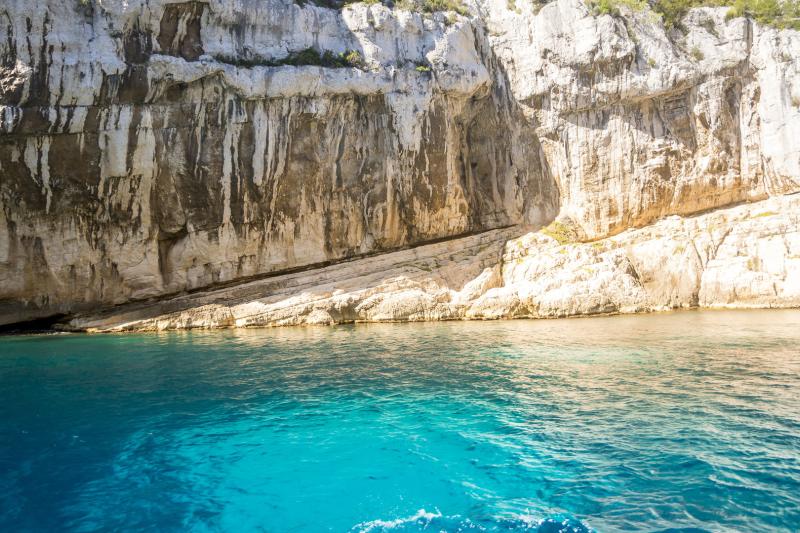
[1,311,799,532]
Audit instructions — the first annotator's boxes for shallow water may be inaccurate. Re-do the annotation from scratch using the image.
[1,310,799,532]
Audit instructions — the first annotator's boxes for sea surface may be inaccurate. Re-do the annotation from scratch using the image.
[1,310,799,532]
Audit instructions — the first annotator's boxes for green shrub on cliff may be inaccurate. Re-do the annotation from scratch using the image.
[589,0,647,17]
[724,0,800,30]
[651,0,702,28]
[541,221,580,245]
[531,0,555,14]
[421,0,470,15]
[586,0,800,31]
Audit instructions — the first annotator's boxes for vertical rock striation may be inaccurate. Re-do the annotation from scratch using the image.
[484,0,800,237]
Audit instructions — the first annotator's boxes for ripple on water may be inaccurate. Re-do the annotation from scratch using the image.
[0,310,799,531]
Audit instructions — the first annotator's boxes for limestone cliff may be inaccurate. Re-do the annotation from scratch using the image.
[0,0,798,329]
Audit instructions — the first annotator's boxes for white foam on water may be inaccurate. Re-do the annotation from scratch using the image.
[351,508,444,532]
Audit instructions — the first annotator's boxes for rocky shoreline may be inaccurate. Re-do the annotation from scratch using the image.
[59,194,800,332]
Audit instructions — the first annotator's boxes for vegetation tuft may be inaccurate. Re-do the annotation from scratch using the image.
[585,0,800,31]
[412,60,433,72]
[541,220,580,245]
[531,0,555,13]
[399,0,470,15]
[723,0,800,30]
[589,0,646,17]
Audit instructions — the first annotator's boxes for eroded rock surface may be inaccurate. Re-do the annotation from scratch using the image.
[1,0,798,328]
[63,195,800,331]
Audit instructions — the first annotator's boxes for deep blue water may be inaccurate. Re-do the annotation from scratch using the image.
[1,310,799,532]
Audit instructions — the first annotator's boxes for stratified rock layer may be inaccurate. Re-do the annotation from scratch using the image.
[63,195,800,332]
[1,0,799,328]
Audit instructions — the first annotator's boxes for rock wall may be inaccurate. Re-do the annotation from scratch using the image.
[63,195,800,332]
[1,0,798,326]
[485,0,800,237]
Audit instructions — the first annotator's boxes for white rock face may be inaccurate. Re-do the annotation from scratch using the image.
[63,195,800,331]
[1,0,798,327]
[485,1,800,237]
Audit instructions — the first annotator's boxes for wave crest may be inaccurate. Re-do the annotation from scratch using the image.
[351,509,444,532]
[350,509,593,532]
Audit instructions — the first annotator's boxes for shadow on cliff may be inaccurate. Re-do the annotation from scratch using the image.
[0,0,561,329]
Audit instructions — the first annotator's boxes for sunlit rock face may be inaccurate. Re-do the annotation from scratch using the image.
[61,195,800,332]
[1,0,798,326]
[484,0,800,237]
